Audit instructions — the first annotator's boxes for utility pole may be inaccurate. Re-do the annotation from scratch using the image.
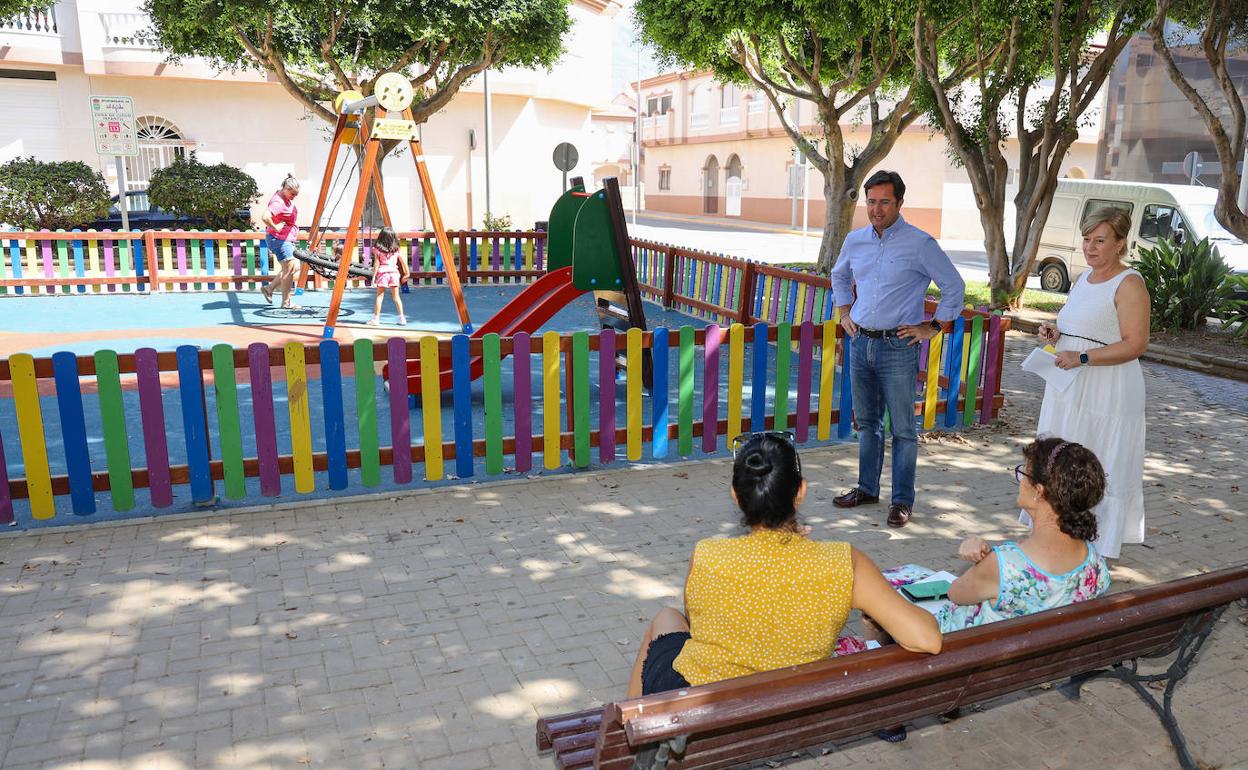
[634,41,642,225]
[483,68,493,226]
[790,99,801,228]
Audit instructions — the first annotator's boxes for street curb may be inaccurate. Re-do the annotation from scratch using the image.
[1007,315,1248,383]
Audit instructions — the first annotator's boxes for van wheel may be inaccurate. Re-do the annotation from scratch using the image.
[1039,263,1069,293]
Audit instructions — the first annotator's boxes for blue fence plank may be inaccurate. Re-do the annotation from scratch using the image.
[52,351,95,515]
[751,322,768,432]
[176,345,215,504]
[452,333,474,478]
[651,327,669,459]
[319,339,349,490]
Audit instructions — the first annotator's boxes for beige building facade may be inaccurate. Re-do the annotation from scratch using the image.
[0,0,629,231]
[638,70,1102,240]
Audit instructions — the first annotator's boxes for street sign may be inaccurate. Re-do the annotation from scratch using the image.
[552,142,579,172]
[1182,150,1203,183]
[89,95,138,156]
[553,142,579,192]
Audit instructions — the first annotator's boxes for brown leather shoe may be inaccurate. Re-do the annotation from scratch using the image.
[887,504,913,528]
[833,488,880,508]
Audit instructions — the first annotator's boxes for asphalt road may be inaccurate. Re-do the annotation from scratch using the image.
[626,212,1043,288]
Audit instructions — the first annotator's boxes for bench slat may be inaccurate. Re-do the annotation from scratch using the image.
[538,708,604,751]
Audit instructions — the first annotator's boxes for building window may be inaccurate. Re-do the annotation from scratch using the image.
[690,86,709,129]
[660,95,672,114]
[720,84,740,108]
[658,168,671,191]
[748,90,766,112]
[125,116,190,191]
[647,97,658,116]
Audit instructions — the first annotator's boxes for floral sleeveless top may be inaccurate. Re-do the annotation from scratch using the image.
[937,541,1110,632]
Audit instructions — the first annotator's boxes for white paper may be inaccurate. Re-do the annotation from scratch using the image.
[1021,347,1080,393]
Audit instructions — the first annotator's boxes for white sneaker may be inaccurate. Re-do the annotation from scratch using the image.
[366,317,380,326]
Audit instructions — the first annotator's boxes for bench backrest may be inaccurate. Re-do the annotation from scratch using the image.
[576,565,1248,770]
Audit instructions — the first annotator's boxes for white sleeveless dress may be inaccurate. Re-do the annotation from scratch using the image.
[1025,269,1146,559]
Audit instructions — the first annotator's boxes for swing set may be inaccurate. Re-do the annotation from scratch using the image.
[297,72,472,338]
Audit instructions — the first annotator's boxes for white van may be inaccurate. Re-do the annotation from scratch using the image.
[1033,179,1248,291]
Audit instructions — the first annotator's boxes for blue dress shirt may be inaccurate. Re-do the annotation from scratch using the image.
[831,215,966,329]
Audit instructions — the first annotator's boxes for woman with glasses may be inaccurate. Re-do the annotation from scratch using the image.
[626,431,942,699]
[937,437,1111,633]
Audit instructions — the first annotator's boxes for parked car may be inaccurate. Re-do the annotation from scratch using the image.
[83,190,253,231]
[1033,179,1248,292]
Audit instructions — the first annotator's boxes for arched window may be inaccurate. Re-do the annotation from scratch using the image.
[124,115,191,191]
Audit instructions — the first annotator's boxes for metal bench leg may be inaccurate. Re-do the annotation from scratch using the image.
[631,734,689,770]
[1055,606,1227,770]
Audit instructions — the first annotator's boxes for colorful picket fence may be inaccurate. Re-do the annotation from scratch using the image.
[0,229,547,295]
[0,317,1005,527]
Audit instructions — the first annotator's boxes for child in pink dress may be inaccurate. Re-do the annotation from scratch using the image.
[367,227,407,326]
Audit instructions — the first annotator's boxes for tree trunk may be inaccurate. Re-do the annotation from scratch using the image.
[815,172,859,275]
[978,203,1012,306]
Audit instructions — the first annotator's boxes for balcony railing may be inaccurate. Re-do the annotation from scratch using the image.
[690,112,708,130]
[719,106,739,125]
[0,8,58,34]
[100,12,157,48]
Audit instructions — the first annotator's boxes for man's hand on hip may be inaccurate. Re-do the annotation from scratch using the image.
[839,315,859,338]
[897,323,939,344]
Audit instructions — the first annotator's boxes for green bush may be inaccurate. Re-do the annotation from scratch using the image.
[1219,275,1248,339]
[0,156,110,230]
[482,213,513,231]
[147,153,258,229]
[1131,236,1236,332]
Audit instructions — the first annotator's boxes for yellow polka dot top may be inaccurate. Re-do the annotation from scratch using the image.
[672,530,853,686]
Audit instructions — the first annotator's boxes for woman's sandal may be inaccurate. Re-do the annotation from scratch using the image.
[261,285,273,304]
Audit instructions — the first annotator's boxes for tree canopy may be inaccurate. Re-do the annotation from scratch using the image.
[143,0,572,125]
[635,0,972,272]
[916,0,1145,303]
[1149,0,1248,240]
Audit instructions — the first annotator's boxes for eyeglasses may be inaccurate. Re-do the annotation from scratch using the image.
[731,431,801,475]
[1012,464,1037,484]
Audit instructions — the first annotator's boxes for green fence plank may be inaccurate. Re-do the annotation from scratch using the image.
[965,315,985,427]
[354,339,381,486]
[483,334,504,474]
[56,237,70,294]
[93,349,135,511]
[678,325,695,456]
[573,331,591,468]
[211,344,247,499]
[775,322,792,431]
[190,238,203,291]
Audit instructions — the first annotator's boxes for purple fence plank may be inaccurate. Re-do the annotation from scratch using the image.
[513,332,532,473]
[981,315,1003,423]
[796,321,814,442]
[702,324,721,453]
[0,420,12,523]
[232,240,242,286]
[599,329,617,464]
[803,286,816,322]
[248,343,282,497]
[134,347,174,508]
[768,278,781,322]
[103,239,116,293]
[387,337,413,484]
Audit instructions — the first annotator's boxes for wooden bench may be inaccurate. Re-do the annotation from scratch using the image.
[536,564,1248,770]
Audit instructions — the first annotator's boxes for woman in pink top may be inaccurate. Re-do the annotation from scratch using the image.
[367,227,408,326]
[260,176,302,309]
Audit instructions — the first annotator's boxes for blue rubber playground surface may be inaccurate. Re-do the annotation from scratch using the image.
[1,284,838,528]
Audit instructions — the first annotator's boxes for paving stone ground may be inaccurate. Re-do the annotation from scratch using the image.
[1,332,1245,770]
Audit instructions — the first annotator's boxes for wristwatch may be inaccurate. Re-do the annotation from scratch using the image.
[1079,352,1090,366]
[928,319,941,332]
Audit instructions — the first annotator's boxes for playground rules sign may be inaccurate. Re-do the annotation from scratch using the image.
[89,95,138,156]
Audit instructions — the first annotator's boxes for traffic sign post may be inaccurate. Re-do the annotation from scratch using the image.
[1182,150,1203,185]
[90,95,138,231]
[553,142,578,193]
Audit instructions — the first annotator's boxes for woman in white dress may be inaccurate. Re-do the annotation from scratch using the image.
[1031,208,1150,559]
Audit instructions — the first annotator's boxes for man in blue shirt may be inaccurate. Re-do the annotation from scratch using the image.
[831,170,965,527]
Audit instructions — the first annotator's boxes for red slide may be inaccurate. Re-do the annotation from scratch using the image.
[385,266,586,393]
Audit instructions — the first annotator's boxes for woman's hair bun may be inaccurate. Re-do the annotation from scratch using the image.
[741,451,772,477]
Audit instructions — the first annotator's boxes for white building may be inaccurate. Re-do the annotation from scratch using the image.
[0,0,629,230]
